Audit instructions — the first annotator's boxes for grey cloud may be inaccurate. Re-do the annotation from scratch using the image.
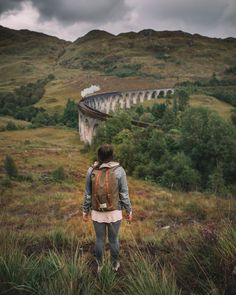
[0,0,130,24]
[139,0,236,28]
[0,0,24,14]
[0,0,235,38]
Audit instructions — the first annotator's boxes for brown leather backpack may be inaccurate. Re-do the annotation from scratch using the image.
[91,166,119,211]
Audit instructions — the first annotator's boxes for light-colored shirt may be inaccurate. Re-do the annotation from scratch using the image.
[91,209,122,223]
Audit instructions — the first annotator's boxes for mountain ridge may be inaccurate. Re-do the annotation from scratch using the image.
[0,25,235,112]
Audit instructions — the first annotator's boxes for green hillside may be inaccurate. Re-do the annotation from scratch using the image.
[0,25,236,92]
[59,29,236,83]
[0,25,236,116]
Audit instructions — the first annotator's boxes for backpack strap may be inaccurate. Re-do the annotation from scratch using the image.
[105,165,120,208]
[94,170,102,209]
[105,168,112,208]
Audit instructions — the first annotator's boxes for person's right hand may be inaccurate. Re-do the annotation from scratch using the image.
[83,212,89,222]
[126,212,132,223]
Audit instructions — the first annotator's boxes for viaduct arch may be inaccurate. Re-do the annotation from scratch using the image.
[78,88,174,144]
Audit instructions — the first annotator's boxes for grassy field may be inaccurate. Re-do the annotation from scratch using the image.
[0,127,235,294]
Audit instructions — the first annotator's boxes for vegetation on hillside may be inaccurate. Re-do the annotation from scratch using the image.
[0,75,54,121]
[0,75,78,130]
[176,74,236,107]
[91,90,236,195]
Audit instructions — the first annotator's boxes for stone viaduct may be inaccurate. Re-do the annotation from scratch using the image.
[78,88,174,144]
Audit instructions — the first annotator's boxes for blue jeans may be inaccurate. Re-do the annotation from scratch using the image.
[93,220,121,265]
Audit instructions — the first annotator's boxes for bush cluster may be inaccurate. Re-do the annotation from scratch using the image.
[176,73,236,107]
[91,91,236,195]
[0,74,55,123]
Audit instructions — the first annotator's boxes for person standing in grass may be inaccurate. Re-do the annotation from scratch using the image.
[83,144,132,272]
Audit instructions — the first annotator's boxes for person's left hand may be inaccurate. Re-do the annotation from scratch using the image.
[83,212,89,222]
[126,212,133,223]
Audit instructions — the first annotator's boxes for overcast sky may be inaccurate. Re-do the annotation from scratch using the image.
[0,0,235,41]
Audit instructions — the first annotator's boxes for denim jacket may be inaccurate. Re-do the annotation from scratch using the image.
[83,161,132,214]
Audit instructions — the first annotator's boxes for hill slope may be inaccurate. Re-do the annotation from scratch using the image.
[59,29,236,83]
[0,26,236,113]
[1,26,236,86]
[0,25,70,90]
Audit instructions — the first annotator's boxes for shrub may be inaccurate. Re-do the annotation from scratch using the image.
[62,98,78,128]
[52,166,66,182]
[4,155,18,178]
[106,64,142,77]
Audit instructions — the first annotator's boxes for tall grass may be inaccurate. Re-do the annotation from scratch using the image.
[38,249,94,295]
[0,223,235,295]
[123,252,181,295]
[0,232,94,295]
[96,261,123,295]
[175,223,236,294]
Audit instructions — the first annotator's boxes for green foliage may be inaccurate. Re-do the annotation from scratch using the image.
[80,56,143,78]
[231,109,236,125]
[47,73,55,81]
[208,87,236,107]
[0,76,55,122]
[52,166,66,182]
[92,111,132,146]
[159,153,200,191]
[62,98,78,128]
[4,155,18,178]
[31,111,53,127]
[150,103,167,119]
[180,107,236,189]
[91,95,235,194]
[176,76,236,106]
[174,89,190,111]
[106,64,142,78]
[207,163,228,196]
